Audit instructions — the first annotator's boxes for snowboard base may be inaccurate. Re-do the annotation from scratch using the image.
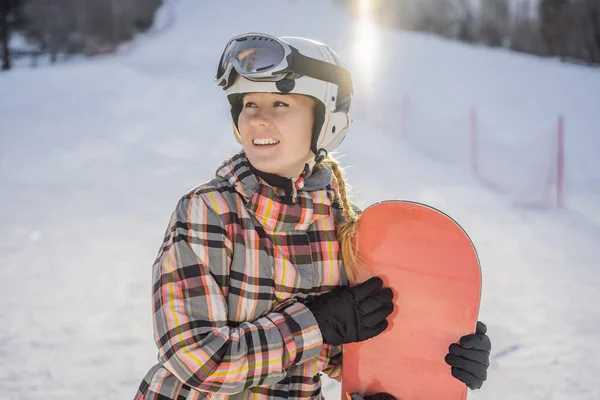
[341,201,482,400]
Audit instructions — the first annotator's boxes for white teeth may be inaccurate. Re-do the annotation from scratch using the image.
[253,138,280,145]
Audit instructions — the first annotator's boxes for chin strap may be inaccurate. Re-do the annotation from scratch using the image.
[291,148,327,201]
[291,163,311,203]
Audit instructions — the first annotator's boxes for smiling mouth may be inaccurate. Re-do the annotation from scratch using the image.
[253,138,280,146]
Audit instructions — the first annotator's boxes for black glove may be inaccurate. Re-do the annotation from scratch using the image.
[445,321,491,390]
[307,277,394,346]
[348,393,396,400]
[362,393,396,400]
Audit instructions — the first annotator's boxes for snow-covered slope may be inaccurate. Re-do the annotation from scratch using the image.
[1,1,599,399]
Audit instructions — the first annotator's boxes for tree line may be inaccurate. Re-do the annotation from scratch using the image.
[336,0,600,66]
[1,0,162,70]
[3,0,599,70]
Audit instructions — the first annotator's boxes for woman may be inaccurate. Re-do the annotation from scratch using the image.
[135,33,491,400]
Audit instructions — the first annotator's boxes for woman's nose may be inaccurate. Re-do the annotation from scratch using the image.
[250,109,273,127]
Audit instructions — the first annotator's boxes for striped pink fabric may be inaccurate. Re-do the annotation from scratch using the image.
[135,151,349,399]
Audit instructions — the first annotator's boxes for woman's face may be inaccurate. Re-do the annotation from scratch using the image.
[237,92,315,178]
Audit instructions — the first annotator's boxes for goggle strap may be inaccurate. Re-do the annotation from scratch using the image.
[290,52,354,95]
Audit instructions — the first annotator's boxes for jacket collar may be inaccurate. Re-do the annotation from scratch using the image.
[216,151,336,232]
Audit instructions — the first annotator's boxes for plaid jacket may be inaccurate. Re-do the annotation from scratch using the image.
[135,151,349,400]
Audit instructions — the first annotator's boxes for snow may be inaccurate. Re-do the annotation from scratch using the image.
[1,0,599,399]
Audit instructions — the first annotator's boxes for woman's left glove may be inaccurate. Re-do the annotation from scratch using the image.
[444,321,491,390]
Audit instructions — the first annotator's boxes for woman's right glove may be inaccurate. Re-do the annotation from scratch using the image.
[307,277,394,346]
[445,321,491,390]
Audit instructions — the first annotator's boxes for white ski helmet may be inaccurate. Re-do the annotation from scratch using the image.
[215,33,353,169]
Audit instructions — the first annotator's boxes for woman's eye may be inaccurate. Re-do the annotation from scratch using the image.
[244,101,288,108]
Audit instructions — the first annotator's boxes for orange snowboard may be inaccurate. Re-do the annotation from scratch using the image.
[341,201,482,400]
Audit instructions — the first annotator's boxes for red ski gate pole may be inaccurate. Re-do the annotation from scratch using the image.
[557,115,565,207]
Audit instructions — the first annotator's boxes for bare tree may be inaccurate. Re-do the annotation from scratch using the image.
[539,0,572,57]
[1,0,10,70]
[401,0,470,39]
[573,0,600,64]
[510,0,547,56]
[480,0,511,47]
[457,0,476,42]
[1,0,29,70]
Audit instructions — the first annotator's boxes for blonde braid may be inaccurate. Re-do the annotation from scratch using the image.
[325,156,363,284]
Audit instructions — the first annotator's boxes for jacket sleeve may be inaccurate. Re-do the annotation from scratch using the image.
[152,194,324,394]
[321,344,343,382]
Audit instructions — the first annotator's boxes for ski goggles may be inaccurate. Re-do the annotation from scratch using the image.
[215,32,353,94]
